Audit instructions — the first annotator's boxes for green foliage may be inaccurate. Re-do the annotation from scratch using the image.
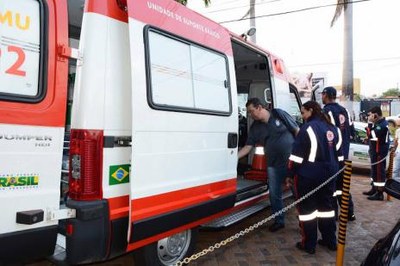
[353,93,362,102]
[381,88,400,97]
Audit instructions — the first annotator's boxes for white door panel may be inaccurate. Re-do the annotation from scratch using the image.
[0,124,63,233]
[126,0,237,230]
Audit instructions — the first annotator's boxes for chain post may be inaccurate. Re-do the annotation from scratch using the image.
[386,148,395,201]
[336,160,352,266]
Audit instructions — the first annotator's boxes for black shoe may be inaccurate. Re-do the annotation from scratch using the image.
[348,214,356,222]
[296,242,315,254]
[317,239,337,251]
[268,222,285,232]
[367,192,384,201]
[363,188,376,196]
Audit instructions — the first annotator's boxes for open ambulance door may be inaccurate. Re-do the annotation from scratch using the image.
[312,81,324,106]
[0,0,69,263]
[125,0,238,264]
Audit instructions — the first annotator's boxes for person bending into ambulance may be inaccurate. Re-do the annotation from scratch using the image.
[363,106,390,200]
[322,86,356,221]
[287,101,343,254]
[238,98,299,232]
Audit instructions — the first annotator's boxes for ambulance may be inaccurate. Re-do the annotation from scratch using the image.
[0,0,302,264]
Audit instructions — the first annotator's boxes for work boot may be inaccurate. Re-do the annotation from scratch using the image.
[318,239,337,251]
[367,191,384,201]
[348,214,356,222]
[296,242,315,254]
[363,188,376,196]
[268,222,285,232]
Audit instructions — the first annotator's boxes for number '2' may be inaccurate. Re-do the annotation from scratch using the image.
[0,45,26,77]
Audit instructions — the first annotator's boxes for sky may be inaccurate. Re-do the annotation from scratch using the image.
[187,0,400,97]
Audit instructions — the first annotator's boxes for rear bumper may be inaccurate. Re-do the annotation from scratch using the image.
[0,225,58,263]
[65,199,110,264]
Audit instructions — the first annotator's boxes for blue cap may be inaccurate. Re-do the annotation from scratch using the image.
[322,86,337,98]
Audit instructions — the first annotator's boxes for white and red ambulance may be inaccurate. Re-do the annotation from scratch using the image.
[0,0,302,265]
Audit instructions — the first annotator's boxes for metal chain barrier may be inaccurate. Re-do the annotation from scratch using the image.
[175,165,347,266]
[353,154,387,166]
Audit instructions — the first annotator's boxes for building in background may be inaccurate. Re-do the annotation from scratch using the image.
[335,78,361,101]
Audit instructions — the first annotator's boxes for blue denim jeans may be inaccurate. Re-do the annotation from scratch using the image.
[268,166,287,225]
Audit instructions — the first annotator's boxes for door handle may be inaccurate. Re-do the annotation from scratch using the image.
[227,133,238,148]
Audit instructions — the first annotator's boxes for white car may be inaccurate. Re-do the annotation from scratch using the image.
[386,114,400,124]
[349,121,391,169]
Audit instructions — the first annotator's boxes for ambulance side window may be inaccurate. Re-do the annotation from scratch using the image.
[145,28,231,115]
[0,0,46,102]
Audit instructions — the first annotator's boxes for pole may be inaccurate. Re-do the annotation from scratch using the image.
[336,160,352,266]
[342,2,354,121]
[387,149,395,201]
[249,0,256,43]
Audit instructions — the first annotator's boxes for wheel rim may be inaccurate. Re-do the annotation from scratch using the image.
[157,230,192,265]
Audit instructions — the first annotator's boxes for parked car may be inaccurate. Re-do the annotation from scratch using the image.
[349,122,391,169]
[362,179,400,266]
[386,114,400,124]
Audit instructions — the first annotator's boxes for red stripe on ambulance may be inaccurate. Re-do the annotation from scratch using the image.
[130,178,236,221]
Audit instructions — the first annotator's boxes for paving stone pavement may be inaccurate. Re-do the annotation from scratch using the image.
[29,172,400,266]
[191,173,400,266]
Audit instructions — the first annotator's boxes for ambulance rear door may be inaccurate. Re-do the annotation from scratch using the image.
[0,0,69,262]
[312,82,324,105]
[125,0,238,247]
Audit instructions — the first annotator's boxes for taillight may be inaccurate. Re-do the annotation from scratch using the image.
[69,129,103,200]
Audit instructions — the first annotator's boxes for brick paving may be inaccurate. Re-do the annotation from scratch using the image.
[29,172,400,266]
[191,173,400,266]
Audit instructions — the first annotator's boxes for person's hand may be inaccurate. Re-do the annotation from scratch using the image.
[285,177,293,188]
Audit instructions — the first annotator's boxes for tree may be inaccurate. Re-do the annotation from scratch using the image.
[381,88,400,97]
[176,0,210,6]
[331,0,354,106]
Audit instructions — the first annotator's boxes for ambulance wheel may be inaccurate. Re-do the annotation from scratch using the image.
[133,227,198,266]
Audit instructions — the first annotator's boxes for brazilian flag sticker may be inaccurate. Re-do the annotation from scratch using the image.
[109,164,130,185]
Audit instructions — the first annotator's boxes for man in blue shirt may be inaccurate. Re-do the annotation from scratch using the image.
[238,98,299,232]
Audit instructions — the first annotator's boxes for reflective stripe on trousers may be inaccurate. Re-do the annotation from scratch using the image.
[298,210,335,221]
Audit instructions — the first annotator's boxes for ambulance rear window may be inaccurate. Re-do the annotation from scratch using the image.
[145,28,231,116]
[0,0,46,102]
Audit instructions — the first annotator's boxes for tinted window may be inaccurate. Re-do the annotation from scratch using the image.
[146,29,231,115]
[352,128,367,144]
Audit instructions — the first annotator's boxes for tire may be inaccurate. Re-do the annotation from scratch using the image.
[133,228,198,266]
